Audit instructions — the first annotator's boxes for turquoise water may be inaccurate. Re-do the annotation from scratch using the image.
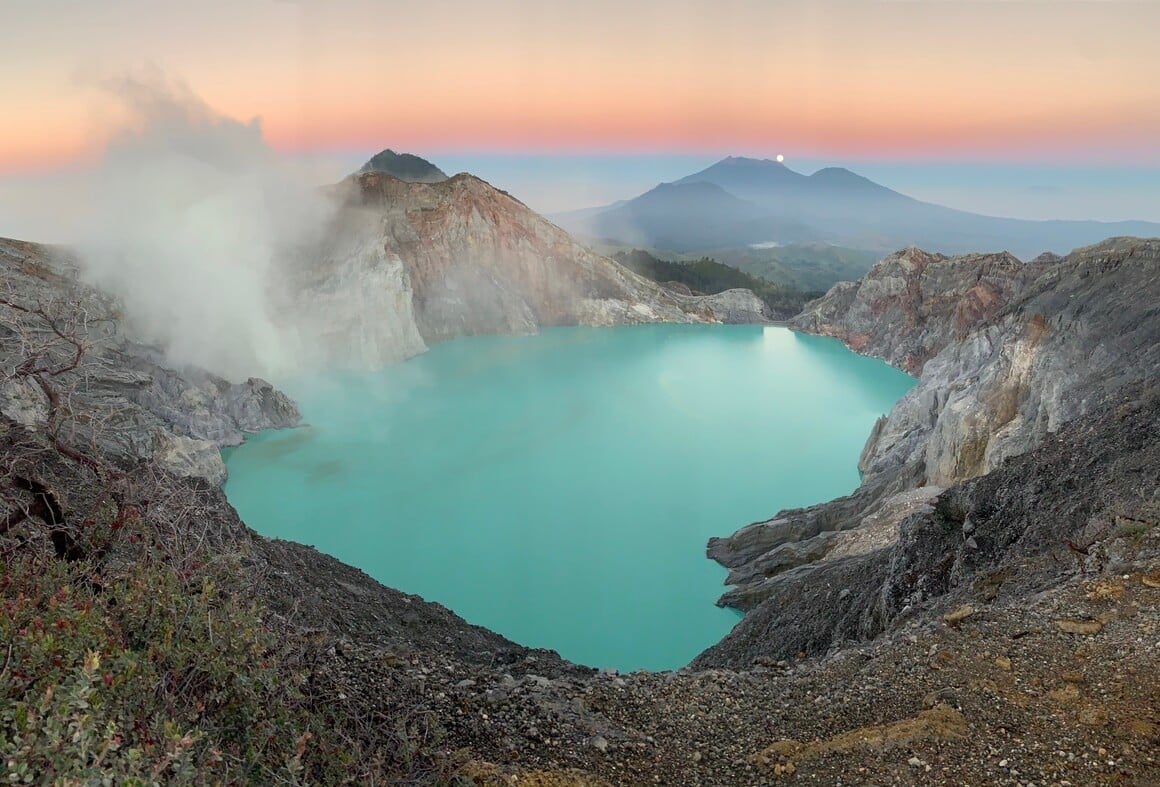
[223,325,914,671]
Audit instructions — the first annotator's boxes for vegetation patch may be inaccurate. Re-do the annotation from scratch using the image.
[0,540,469,785]
[611,249,821,318]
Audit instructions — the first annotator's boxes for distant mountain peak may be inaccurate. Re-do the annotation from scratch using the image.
[807,167,897,193]
[717,155,790,169]
[810,166,856,177]
[554,156,1160,262]
[676,157,806,189]
[358,149,448,183]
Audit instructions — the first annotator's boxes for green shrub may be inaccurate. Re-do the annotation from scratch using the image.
[1,551,302,784]
[1,545,467,785]
[1114,515,1156,541]
[611,249,816,318]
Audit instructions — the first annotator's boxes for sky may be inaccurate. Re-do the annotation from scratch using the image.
[2,0,1159,235]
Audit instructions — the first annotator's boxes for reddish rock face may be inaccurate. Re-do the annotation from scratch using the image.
[334,172,712,343]
[953,280,1005,337]
[845,332,870,352]
[790,247,1050,374]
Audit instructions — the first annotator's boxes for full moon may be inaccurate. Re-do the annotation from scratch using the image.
[776,154,785,163]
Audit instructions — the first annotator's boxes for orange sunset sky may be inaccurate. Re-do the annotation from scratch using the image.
[4,0,1160,172]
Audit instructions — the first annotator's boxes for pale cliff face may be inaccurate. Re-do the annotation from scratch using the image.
[709,237,1160,614]
[280,172,764,369]
[852,239,1160,490]
[282,197,428,369]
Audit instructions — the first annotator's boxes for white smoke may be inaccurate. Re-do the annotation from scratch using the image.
[75,69,333,381]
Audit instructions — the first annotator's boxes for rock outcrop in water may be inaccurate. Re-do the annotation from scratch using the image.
[289,172,770,368]
[699,237,1160,657]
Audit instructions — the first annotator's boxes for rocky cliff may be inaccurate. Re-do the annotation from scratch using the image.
[287,172,769,368]
[695,378,1159,667]
[803,236,1159,494]
[701,237,1160,647]
[0,238,299,484]
[789,247,1049,374]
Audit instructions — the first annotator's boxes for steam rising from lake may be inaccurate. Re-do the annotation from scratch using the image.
[74,69,333,381]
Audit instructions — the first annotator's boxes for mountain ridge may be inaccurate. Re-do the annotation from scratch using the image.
[554,156,1160,260]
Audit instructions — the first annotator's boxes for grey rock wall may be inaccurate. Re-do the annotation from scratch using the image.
[0,238,299,483]
[700,237,1160,659]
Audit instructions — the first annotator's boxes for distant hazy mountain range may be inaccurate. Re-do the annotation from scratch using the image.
[552,156,1160,260]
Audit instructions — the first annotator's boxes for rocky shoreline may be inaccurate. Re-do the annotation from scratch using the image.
[702,238,1160,659]
[3,232,1158,784]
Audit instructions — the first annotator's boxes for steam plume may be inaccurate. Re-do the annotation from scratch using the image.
[75,69,331,381]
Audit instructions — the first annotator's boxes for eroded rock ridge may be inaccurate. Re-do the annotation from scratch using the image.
[701,237,1160,663]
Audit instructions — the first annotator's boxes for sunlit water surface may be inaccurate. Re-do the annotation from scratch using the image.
[224,325,914,670]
